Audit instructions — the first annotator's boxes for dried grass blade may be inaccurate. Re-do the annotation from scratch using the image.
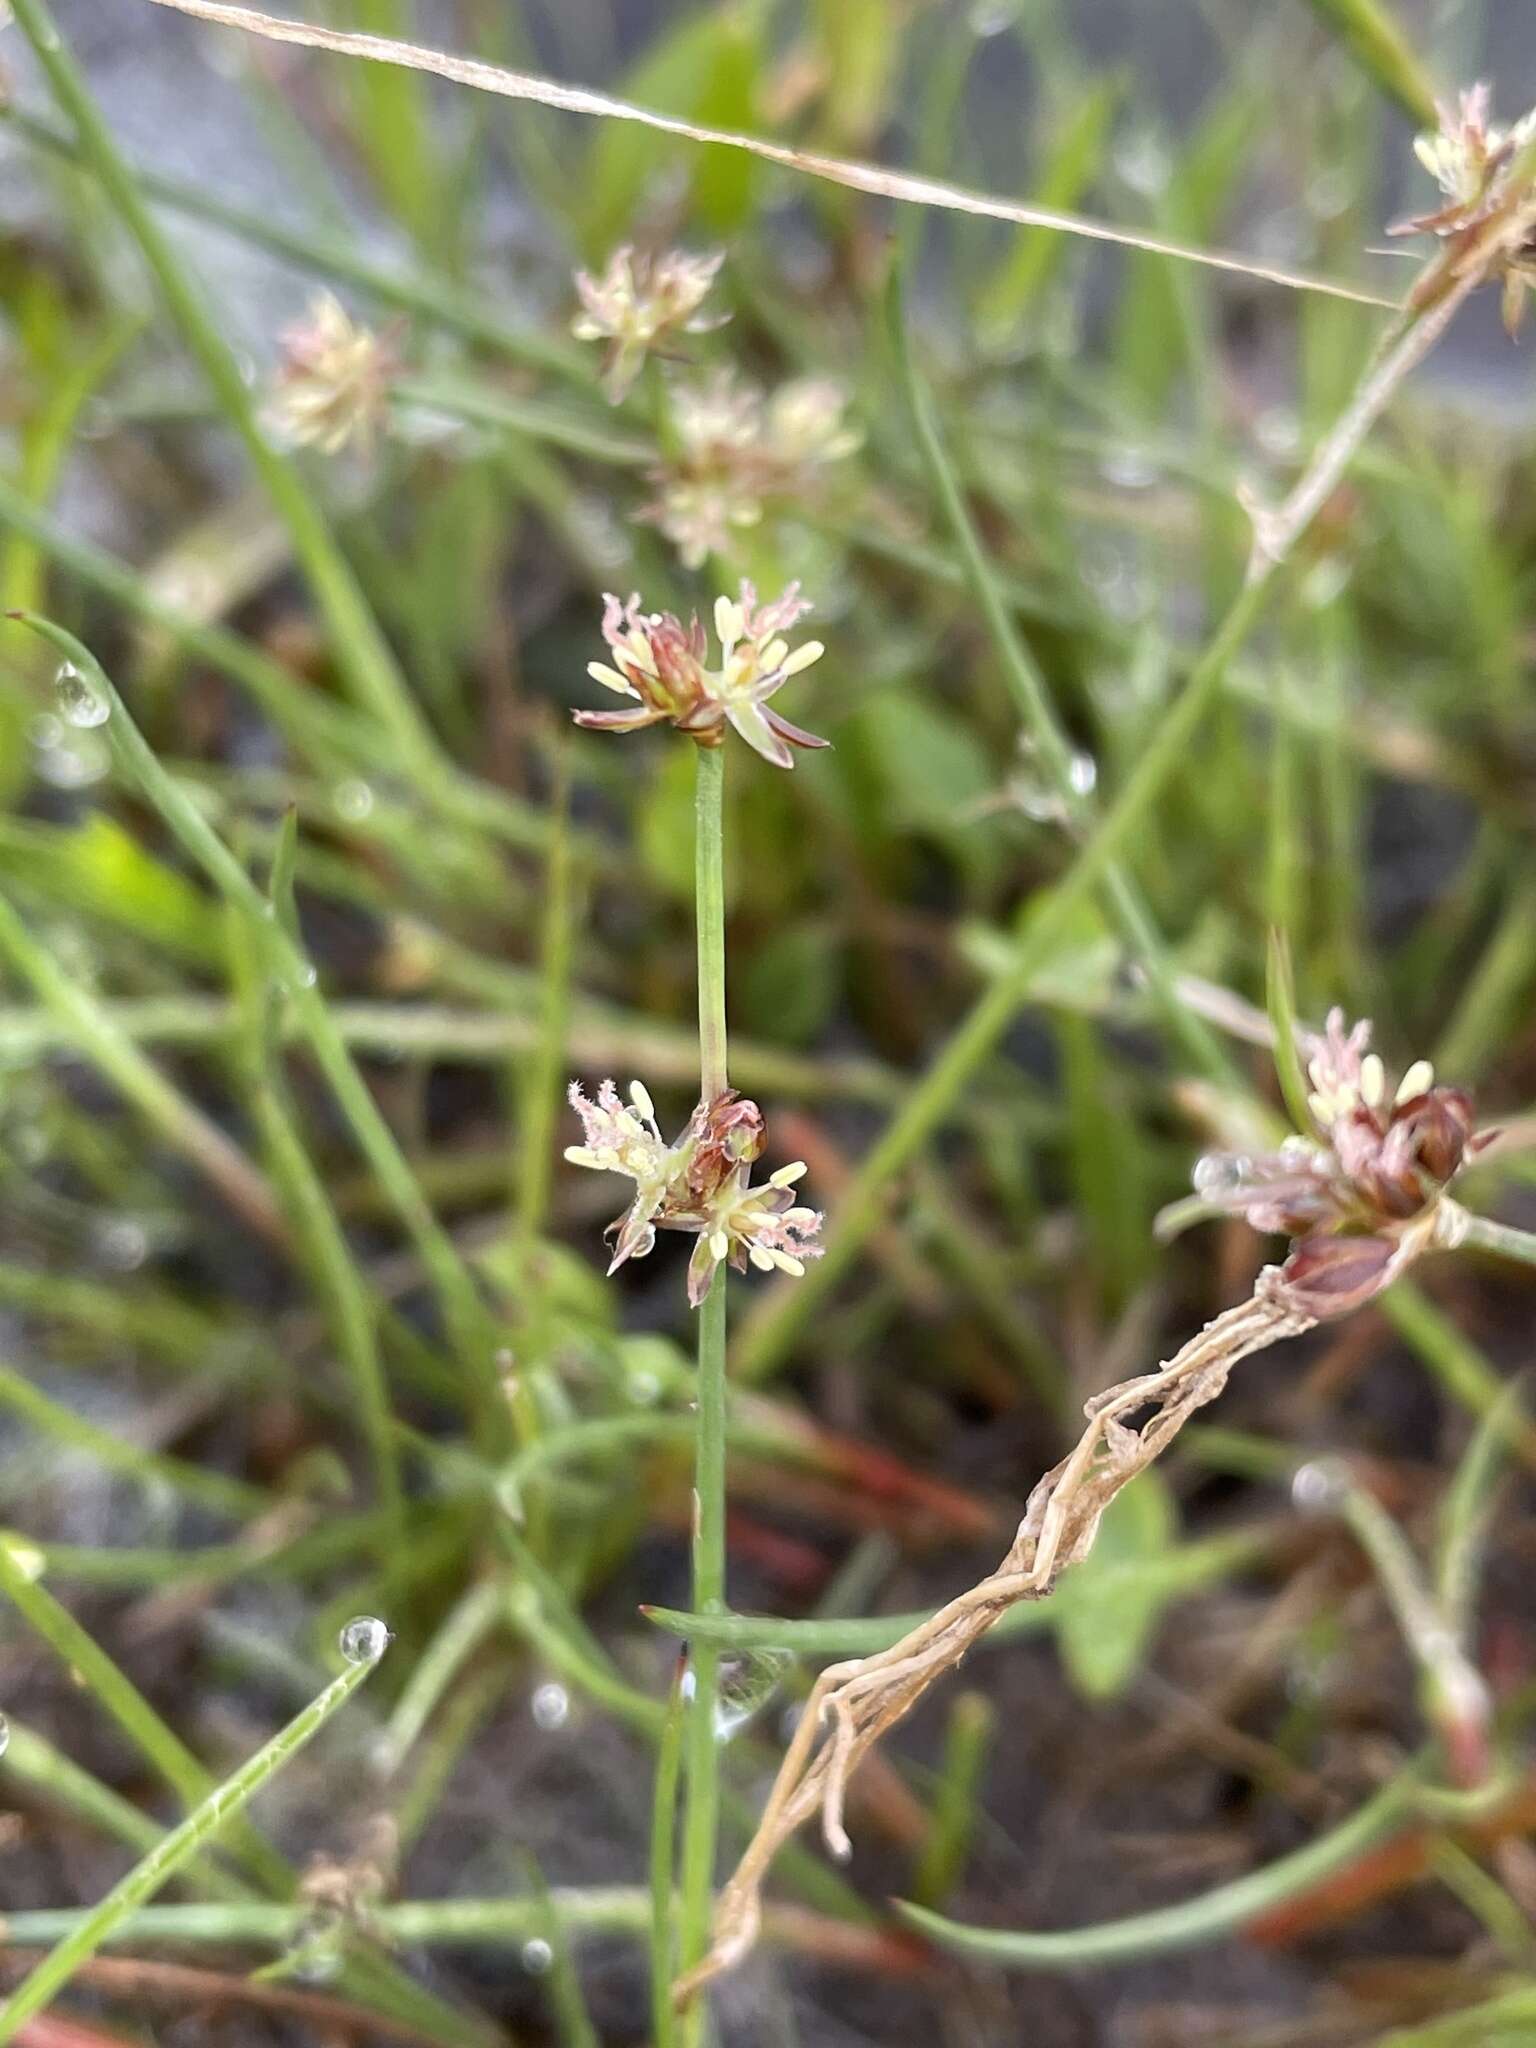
[141,0,1399,310]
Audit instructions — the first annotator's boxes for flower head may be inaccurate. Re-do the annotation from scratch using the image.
[572,245,726,403]
[643,369,860,569]
[1393,85,1536,333]
[1193,1009,1494,1319]
[266,292,397,456]
[577,581,829,770]
[565,1081,823,1306]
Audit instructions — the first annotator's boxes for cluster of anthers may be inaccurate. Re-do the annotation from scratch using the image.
[643,367,861,568]
[565,1080,822,1307]
[1194,1009,1494,1318]
[265,291,398,456]
[577,581,829,769]
[1392,84,1536,333]
[572,245,727,403]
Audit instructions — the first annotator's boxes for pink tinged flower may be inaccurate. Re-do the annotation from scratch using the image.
[573,581,829,769]
[1191,1007,1497,1307]
[564,1081,823,1307]
[266,291,397,456]
[685,1161,824,1308]
[571,245,727,404]
[564,1078,677,1272]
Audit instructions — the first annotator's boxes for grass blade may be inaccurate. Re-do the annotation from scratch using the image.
[0,1637,386,2042]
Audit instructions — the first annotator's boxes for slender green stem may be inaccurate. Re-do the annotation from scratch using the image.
[7,104,590,383]
[6,0,438,770]
[736,569,1271,1382]
[1453,1207,1536,1272]
[0,1536,288,1893]
[694,748,729,1102]
[0,889,286,1246]
[649,1662,686,2048]
[678,742,730,2022]
[644,1527,1270,1653]
[900,1767,1423,1967]
[6,614,503,1442]
[892,273,1232,1086]
[0,1647,384,2043]
[0,1360,267,1521]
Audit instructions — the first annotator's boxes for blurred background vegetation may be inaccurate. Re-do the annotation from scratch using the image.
[5,0,1536,2042]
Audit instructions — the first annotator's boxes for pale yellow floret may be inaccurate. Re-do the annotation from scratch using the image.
[1396,1058,1435,1104]
[1359,1054,1385,1110]
[780,641,824,675]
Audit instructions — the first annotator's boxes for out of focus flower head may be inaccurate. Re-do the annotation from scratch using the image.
[572,245,727,402]
[576,581,829,770]
[266,292,398,456]
[565,1081,822,1306]
[1193,1009,1495,1318]
[645,368,860,568]
[1393,84,1536,333]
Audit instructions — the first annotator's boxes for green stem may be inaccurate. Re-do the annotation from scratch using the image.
[892,272,1232,1087]
[679,743,730,2022]
[694,748,729,1102]
[900,1767,1424,1968]
[0,1648,384,2043]
[1453,1208,1536,1272]
[6,613,503,1444]
[649,1662,687,2048]
[6,0,437,771]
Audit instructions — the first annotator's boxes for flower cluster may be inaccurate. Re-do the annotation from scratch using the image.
[572,245,726,403]
[1194,1009,1493,1318]
[565,1080,822,1306]
[577,582,829,769]
[644,369,860,568]
[265,292,397,456]
[1392,85,1536,334]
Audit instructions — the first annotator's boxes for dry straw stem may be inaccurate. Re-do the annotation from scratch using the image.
[674,1272,1319,1999]
[138,0,1398,310]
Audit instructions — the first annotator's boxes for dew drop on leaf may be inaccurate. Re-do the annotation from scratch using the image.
[338,1616,391,1665]
[714,1648,792,1743]
[54,662,111,729]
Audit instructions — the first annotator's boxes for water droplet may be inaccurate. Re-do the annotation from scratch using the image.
[1291,1459,1349,1514]
[96,1219,149,1273]
[968,0,1019,32]
[531,1682,570,1732]
[28,714,63,750]
[521,1937,553,1975]
[338,1616,391,1665]
[54,662,110,729]
[0,1713,11,1759]
[1066,751,1097,798]
[332,779,375,822]
[34,738,108,791]
[1193,1152,1250,1200]
[714,1648,792,1744]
